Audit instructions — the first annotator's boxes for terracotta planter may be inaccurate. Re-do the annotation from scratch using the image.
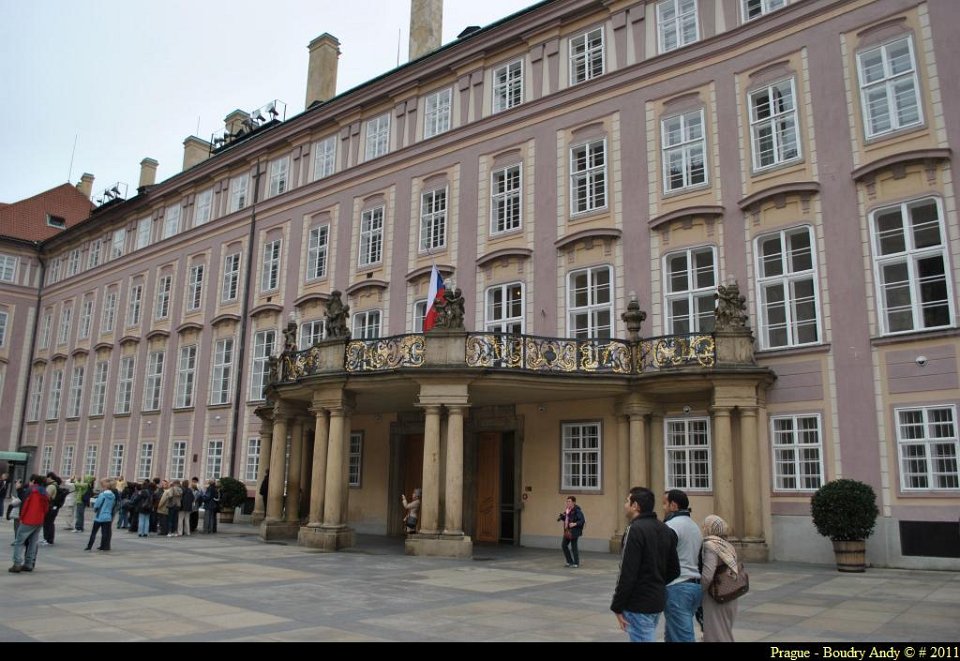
[832,539,866,572]
[219,509,235,524]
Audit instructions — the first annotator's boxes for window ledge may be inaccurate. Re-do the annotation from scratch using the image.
[871,327,960,347]
[895,490,960,498]
[207,403,233,410]
[851,147,950,182]
[756,342,831,359]
[568,207,609,223]
[114,413,131,418]
[173,407,196,413]
[88,415,104,421]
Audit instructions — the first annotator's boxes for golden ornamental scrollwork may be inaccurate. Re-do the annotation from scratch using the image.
[525,338,578,372]
[643,334,715,370]
[579,340,635,374]
[345,335,424,372]
[465,335,523,368]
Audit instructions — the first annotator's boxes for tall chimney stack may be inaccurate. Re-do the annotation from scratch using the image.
[182,137,211,171]
[409,0,443,61]
[76,173,95,199]
[139,158,159,189]
[304,34,341,110]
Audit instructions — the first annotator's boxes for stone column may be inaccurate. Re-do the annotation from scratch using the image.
[339,408,353,523]
[252,416,273,523]
[617,415,628,520]
[322,408,347,528]
[307,407,328,527]
[712,406,736,527]
[739,407,763,539]
[285,418,304,523]
[443,405,466,536]
[266,412,288,522]
[419,405,442,535]
[629,413,648,488]
[650,414,665,492]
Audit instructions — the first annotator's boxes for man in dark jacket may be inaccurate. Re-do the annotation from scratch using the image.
[611,486,680,642]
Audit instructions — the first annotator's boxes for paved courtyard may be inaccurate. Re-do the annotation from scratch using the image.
[1,522,958,642]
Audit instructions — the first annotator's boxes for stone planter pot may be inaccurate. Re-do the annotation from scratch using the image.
[219,509,235,524]
[832,539,866,572]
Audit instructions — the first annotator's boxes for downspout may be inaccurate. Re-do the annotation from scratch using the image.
[16,245,45,467]
[228,159,264,478]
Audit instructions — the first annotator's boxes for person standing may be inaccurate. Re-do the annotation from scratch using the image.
[189,477,201,533]
[700,514,740,642]
[75,477,93,533]
[400,488,421,535]
[202,479,219,533]
[10,475,50,573]
[662,489,703,642]
[42,472,64,545]
[611,486,680,642]
[557,496,585,568]
[136,480,153,537]
[85,479,117,551]
[61,477,78,531]
[178,481,193,536]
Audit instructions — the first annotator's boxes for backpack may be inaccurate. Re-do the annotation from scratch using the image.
[53,484,68,509]
[138,490,154,513]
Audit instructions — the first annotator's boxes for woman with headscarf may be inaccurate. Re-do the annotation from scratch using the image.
[700,514,739,642]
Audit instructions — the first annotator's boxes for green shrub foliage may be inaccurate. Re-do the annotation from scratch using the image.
[810,479,879,541]
[217,476,249,511]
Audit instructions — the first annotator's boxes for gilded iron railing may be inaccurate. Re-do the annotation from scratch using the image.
[638,334,715,370]
[279,344,325,381]
[344,334,425,373]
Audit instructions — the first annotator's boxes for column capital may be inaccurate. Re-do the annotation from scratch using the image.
[738,406,759,417]
[307,405,327,417]
[446,404,470,415]
[710,405,734,416]
[415,403,443,415]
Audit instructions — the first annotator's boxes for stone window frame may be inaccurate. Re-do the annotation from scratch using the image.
[664,416,712,492]
[770,413,825,492]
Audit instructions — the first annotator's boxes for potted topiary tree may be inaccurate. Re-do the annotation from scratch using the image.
[810,478,879,572]
[217,476,248,524]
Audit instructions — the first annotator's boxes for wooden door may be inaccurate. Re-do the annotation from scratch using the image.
[475,432,501,542]
[401,434,424,508]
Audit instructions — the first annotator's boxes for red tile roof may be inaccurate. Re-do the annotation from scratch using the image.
[0,184,94,242]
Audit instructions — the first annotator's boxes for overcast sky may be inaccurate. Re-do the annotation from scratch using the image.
[0,0,535,203]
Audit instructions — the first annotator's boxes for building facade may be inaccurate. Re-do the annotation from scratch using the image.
[3,0,958,568]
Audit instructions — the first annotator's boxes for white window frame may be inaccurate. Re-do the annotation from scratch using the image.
[155,275,172,320]
[89,360,108,416]
[358,207,384,268]
[40,446,53,474]
[0,310,7,347]
[115,356,135,415]
[46,369,63,420]
[78,298,94,339]
[569,27,605,86]
[195,188,214,227]
[423,88,453,139]
[307,225,329,281]
[857,36,923,139]
[61,445,75,477]
[260,240,281,293]
[39,310,51,349]
[222,253,241,302]
[665,417,712,491]
[101,291,117,334]
[162,203,181,240]
[84,445,98,478]
[561,422,602,491]
[188,264,205,311]
[349,431,363,487]
[250,329,276,401]
[109,444,124,478]
[67,249,81,276]
[175,345,197,409]
[137,443,154,481]
[111,229,126,259]
[567,265,613,339]
[245,438,261,482]
[364,113,390,160]
[755,226,821,349]
[313,135,337,181]
[662,108,707,192]
[48,257,62,283]
[229,175,249,213]
[485,282,525,334]
[413,300,427,333]
[771,414,824,491]
[0,254,18,283]
[210,338,235,405]
[67,364,84,418]
[664,246,717,335]
[492,59,524,114]
[205,440,224,480]
[299,320,326,350]
[491,164,522,234]
[87,240,101,269]
[28,372,43,421]
[657,0,699,54]
[135,217,152,250]
[749,78,801,171]
[169,441,188,480]
[352,310,382,340]
[419,188,447,252]
[127,284,143,327]
[741,0,787,22]
[570,139,607,215]
[896,405,960,491]
[57,304,72,345]
[143,350,164,412]
[268,156,290,198]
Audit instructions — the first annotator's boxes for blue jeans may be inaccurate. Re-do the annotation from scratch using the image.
[12,523,42,568]
[75,502,85,531]
[664,580,702,642]
[138,512,150,535]
[621,610,660,642]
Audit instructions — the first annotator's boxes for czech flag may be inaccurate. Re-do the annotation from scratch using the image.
[423,265,445,332]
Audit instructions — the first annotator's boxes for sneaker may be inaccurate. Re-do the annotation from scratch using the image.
[167,534,174,538]
[20,566,33,572]
[8,564,22,573]
[39,540,50,546]
[564,563,573,568]
[571,564,579,568]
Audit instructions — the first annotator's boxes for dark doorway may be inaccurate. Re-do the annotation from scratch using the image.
[474,431,517,544]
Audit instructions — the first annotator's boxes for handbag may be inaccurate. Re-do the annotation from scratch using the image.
[708,560,749,603]
[563,529,574,541]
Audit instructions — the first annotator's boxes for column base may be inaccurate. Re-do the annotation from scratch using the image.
[251,512,266,525]
[298,525,355,550]
[609,533,623,554]
[735,537,769,562]
[259,519,301,541]
[405,534,473,558]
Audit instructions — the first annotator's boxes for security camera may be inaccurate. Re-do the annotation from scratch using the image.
[682,405,692,415]
[916,355,928,367]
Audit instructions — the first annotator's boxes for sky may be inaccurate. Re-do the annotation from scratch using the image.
[0,0,536,203]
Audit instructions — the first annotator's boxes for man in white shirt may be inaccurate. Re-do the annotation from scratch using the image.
[663,489,703,642]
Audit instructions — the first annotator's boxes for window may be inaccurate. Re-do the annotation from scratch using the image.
[175,345,197,408]
[78,299,94,339]
[46,214,66,229]
[111,229,126,259]
[756,227,819,348]
[195,188,213,226]
[749,78,800,170]
[742,0,787,21]
[365,113,390,160]
[137,443,154,481]
[897,406,959,490]
[570,140,606,214]
[0,310,6,347]
[89,361,108,416]
[307,226,329,281]
[561,422,601,490]
[88,240,102,269]
[313,135,337,181]
[858,37,922,139]
[162,204,181,240]
[40,446,53,474]
[493,60,523,113]
[250,329,276,401]
[135,217,152,250]
[127,284,143,327]
[423,88,452,139]
[205,440,224,480]
[155,275,172,320]
[658,0,699,53]
[245,438,261,482]
[662,109,707,192]
[349,432,363,487]
[268,156,290,197]
[210,338,234,405]
[101,291,117,334]
[46,369,63,419]
[665,418,711,490]
[413,300,427,333]
[115,357,135,414]
[143,351,164,411]
[485,283,524,334]
[871,198,952,334]
[299,320,325,349]
[67,249,81,276]
[109,444,125,478]
[28,372,43,421]
[491,164,522,234]
[222,253,241,302]
[0,254,18,283]
[48,257,62,284]
[57,304,72,345]
[358,207,384,268]
[568,266,613,339]
[771,414,824,491]
[39,310,51,349]
[61,446,75,477]
[260,240,281,293]
[664,247,716,334]
[569,28,604,85]
[188,264,205,311]
[170,441,187,480]
[352,310,381,339]
[230,175,249,212]
[84,445,98,478]
[67,365,84,418]
[419,188,447,252]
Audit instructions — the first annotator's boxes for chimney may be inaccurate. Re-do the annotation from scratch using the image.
[139,158,159,189]
[182,137,211,171]
[224,109,250,136]
[304,33,340,109]
[409,0,443,61]
[76,173,95,199]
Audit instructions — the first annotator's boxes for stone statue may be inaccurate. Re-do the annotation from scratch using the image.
[282,321,298,353]
[324,290,350,339]
[621,297,647,342]
[266,355,280,386]
[434,287,465,330]
[715,281,748,331]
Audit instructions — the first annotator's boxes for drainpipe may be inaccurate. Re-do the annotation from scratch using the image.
[16,245,45,472]
[228,159,264,478]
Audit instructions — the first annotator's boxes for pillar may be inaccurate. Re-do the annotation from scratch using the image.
[252,418,273,522]
[712,406,735,527]
[285,418,304,523]
[443,405,466,536]
[629,413,648,488]
[650,414,665,492]
[739,407,763,539]
[307,407,328,527]
[419,405,441,535]
[266,412,288,522]
[322,408,347,528]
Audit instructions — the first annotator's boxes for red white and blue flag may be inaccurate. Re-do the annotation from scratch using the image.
[423,265,445,332]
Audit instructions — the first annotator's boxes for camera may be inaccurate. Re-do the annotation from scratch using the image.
[916,355,928,367]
